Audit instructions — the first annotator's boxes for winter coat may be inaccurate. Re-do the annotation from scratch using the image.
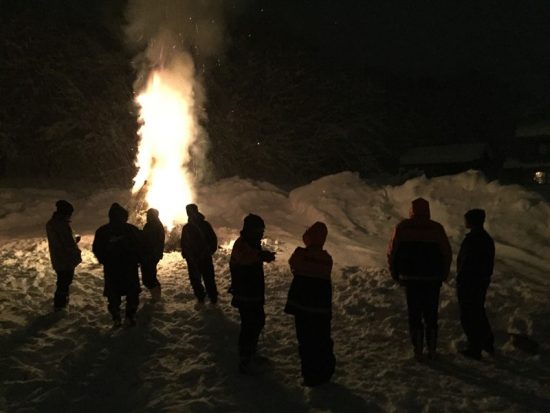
[229,236,266,308]
[92,220,143,297]
[143,217,165,263]
[46,212,81,272]
[457,228,495,285]
[285,222,333,317]
[180,214,217,263]
[387,198,452,284]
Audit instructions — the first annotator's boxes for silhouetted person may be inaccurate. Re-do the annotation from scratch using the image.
[180,204,218,304]
[457,209,495,360]
[388,198,452,360]
[46,200,82,310]
[141,208,165,302]
[285,222,335,386]
[93,203,142,327]
[229,214,276,374]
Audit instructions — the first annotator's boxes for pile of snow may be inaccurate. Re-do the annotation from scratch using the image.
[1,171,549,412]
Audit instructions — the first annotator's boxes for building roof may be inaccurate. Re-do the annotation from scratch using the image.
[515,122,550,137]
[400,143,489,165]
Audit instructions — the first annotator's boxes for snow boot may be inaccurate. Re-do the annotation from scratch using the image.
[112,314,122,328]
[413,328,424,360]
[150,285,162,302]
[426,329,438,360]
[459,347,482,360]
[124,314,136,327]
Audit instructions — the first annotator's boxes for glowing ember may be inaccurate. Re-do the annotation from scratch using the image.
[132,68,197,229]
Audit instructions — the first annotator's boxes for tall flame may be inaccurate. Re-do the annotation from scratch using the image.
[132,67,197,229]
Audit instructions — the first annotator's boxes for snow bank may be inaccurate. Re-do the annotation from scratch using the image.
[1,171,549,412]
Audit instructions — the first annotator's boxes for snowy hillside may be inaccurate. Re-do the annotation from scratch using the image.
[1,171,549,412]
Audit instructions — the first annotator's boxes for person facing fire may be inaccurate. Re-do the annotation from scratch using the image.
[141,208,165,302]
[456,208,495,360]
[46,200,82,311]
[387,197,452,360]
[92,203,143,327]
[285,222,335,387]
[229,214,276,374]
[180,204,219,304]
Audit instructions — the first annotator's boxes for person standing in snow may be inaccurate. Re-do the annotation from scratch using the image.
[456,209,495,360]
[141,208,165,302]
[46,200,82,311]
[229,214,276,374]
[285,222,335,386]
[180,204,219,304]
[92,203,143,327]
[387,197,452,360]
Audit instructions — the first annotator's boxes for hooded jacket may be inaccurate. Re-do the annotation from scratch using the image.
[229,214,273,308]
[46,211,81,272]
[285,222,333,316]
[387,198,452,283]
[92,203,143,296]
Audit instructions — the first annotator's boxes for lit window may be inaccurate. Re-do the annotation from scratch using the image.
[533,171,547,184]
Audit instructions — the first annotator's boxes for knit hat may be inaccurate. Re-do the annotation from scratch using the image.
[243,214,265,231]
[55,200,74,216]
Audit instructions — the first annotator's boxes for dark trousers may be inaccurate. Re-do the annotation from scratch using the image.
[238,306,265,358]
[54,269,74,308]
[107,292,140,320]
[295,314,335,385]
[141,260,160,290]
[457,280,494,352]
[405,283,441,345]
[186,257,218,301]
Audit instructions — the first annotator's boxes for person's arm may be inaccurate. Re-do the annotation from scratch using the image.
[387,226,400,281]
[437,225,452,281]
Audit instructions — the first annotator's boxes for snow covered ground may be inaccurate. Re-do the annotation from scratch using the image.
[1,171,549,412]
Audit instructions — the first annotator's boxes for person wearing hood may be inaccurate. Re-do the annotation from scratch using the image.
[141,208,165,302]
[456,209,495,360]
[180,204,219,304]
[229,214,276,374]
[92,203,143,327]
[285,222,335,387]
[46,200,82,310]
[387,197,452,360]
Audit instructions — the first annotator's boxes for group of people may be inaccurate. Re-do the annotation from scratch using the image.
[387,198,495,361]
[45,196,495,386]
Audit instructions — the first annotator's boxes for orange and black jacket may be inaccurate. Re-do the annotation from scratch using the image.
[285,222,333,317]
[387,198,452,283]
[229,236,266,308]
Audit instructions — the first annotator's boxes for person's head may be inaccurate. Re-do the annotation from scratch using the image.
[146,208,159,222]
[242,213,265,243]
[55,200,74,218]
[464,209,485,229]
[108,202,128,224]
[186,203,203,220]
[409,197,430,219]
[303,221,328,249]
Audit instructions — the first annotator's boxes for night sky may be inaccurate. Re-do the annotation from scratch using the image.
[2,0,550,185]
[269,1,550,80]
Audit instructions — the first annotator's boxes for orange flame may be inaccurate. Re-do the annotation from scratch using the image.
[132,68,196,229]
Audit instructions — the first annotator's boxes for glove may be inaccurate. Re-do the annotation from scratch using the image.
[260,250,276,263]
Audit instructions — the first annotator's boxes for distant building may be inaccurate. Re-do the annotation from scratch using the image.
[399,143,494,178]
[500,134,550,187]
